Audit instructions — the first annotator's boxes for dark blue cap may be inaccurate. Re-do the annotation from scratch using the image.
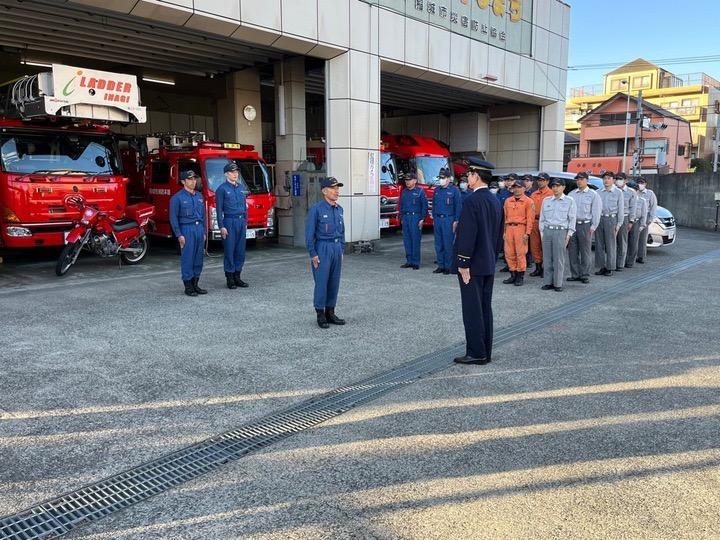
[179,170,197,181]
[320,176,343,189]
[505,173,519,181]
[549,178,565,187]
[466,156,495,171]
[438,167,451,178]
[223,162,239,174]
[537,172,551,181]
[574,171,589,180]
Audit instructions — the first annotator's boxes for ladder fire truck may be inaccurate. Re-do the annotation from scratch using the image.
[0,64,145,250]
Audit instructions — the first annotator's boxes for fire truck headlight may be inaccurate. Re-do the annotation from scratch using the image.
[210,207,218,230]
[6,226,32,237]
[267,208,275,228]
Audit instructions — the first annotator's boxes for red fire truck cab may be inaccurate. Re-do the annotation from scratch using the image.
[140,133,276,241]
[381,134,453,226]
[0,64,145,250]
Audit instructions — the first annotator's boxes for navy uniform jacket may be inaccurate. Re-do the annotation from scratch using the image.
[215,180,247,228]
[454,188,503,276]
[399,186,428,217]
[305,200,346,257]
[432,184,462,221]
[169,188,205,237]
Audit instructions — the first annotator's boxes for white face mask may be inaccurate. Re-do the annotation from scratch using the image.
[638,185,646,191]
[439,177,449,187]
[490,188,498,194]
[615,179,625,188]
[459,181,468,191]
[497,181,505,189]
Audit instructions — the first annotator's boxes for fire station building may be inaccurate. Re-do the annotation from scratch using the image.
[0,0,571,244]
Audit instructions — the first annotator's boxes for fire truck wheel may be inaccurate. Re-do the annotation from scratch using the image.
[55,241,83,276]
[121,236,149,265]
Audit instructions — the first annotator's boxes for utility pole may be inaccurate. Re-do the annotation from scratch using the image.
[713,127,719,173]
[621,82,630,175]
[632,90,643,177]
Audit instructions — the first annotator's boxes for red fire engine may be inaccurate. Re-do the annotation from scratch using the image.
[136,133,276,241]
[0,64,145,250]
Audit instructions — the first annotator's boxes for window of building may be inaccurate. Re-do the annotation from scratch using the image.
[677,144,686,156]
[632,75,651,89]
[599,112,637,126]
[678,98,699,115]
[609,79,627,91]
[589,139,624,156]
[642,139,667,155]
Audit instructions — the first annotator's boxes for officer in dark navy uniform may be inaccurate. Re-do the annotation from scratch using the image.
[399,171,428,269]
[432,167,462,274]
[305,177,346,329]
[453,160,503,365]
[169,170,207,297]
[215,161,249,289]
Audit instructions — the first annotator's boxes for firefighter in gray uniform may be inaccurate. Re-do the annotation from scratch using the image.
[595,172,625,276]
[626,180,648,267]
[567,171,601,284]
[635,177,657,264]
[614,172,637,271]
[539,178,576,291]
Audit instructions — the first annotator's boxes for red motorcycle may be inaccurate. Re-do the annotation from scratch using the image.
[55,198,155,276]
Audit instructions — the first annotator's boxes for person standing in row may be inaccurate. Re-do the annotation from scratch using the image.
[501,178,534,287]
[215,162,249,289]
[614,172,637,271]
[626,180,648,267]
[567,172,601,284]
[539,178,576,292]
[399,172,427,270]
[635,177,657,264]
[595,171,625,276]
[523,174,536,196]
[453,165,503,365]
[305,177,346,329]
[169,170,207,297]
[529,172,553,277]
[432,168,462,274]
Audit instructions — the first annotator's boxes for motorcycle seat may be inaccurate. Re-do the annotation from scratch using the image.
[111,218,139,232]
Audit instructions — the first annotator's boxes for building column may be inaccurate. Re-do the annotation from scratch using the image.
[217,70,262,152]
[274,57,307,243]
[539,101,565,171]
[325,50,381,243]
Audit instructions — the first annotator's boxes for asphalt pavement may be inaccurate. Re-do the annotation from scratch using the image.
[1,228,719,539]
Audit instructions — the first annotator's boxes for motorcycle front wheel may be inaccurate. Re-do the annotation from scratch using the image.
[55,241,83,276]
[120,236,149,265]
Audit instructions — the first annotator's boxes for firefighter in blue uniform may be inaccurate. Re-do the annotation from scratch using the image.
[215,161,249,289]
[169,170,207,297]
[453,161,503,365]
[305,177,346,329]
[399,171,428,269]
[432,167,462,274]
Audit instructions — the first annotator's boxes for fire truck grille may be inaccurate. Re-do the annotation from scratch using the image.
[2,248,720,539]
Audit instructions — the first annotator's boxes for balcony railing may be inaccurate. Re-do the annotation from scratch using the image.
[660,72,720,89]
[569,84,604,98]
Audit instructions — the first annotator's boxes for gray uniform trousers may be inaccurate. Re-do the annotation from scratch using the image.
[637,225,650,260]
[616,216,630,268]
[568,221,592,278]
[595,214,618,270]
[542,228,568,288]
[626,221,642,267]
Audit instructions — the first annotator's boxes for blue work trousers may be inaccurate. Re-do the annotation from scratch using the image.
[179,222,204,282]
[433,216,455,269]
[401,215,423,266]
[222,217,247,273]
[312,240,343,310]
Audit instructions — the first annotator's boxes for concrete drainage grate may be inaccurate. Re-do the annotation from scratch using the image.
[1,249,718,540]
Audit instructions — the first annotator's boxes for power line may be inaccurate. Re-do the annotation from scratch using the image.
[569,56,720,71]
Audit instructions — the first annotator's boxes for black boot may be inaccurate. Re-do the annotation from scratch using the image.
[514,272,524,286]
[325,308,346,325]
[233,271,249,288]
[225,272,237,289]
[191,277,207,295]
[530,262,543,277]
[502,271,517,285]
[184,280,198,297]
[316,309,329,329]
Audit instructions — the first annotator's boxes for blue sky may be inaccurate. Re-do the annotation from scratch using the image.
[566,0,720,91]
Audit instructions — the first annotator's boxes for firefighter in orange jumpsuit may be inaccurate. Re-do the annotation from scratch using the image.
[529,172,553,278]
[502,179,535,286]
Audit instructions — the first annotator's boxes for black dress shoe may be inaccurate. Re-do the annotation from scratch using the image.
[581,277,590,284]
[400,263,412,268]
[412,265,420,270]
[624,264,633,268]
[443,269,451,275]
[541,284,555,290]
[566,277,581,282]
[594,268,607,276]
[636,258,645,264]
[554,286,564,292]
[614,267,623,272]
[604,270,613,276]
[433,267,445,274]
[453,355,490,365]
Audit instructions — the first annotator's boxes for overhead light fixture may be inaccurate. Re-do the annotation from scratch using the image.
[488,115,521,122]
[142,76,175,86]
[21,60,52,68]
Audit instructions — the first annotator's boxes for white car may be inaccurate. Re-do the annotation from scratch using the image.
[495,171,677,249]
